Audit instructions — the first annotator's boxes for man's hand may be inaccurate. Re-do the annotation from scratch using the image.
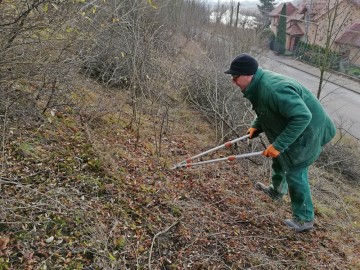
[247,127,261,139]
[263,144,280,158]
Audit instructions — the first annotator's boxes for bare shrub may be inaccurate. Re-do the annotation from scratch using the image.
[182,61,254,142]
[0,1,82,120]
[77,0,209,87]
[316,140,360,184]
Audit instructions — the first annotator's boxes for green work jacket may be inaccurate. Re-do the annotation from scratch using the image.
[244,68,336,170]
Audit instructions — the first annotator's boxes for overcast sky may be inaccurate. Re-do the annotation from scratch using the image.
[203,0,291,14]
[205,0,287,5]
[206,0,287,2]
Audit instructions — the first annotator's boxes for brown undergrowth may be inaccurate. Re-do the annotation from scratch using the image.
[0,79,359,269]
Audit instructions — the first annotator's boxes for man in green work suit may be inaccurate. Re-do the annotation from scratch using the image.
[225,53,336,232]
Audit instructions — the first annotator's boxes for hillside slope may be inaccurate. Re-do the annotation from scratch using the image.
[1,76,359,270]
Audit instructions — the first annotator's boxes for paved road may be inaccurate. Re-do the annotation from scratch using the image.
[261,54,360,139]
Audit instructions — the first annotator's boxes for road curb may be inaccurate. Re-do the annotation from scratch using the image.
[269,55,360,95]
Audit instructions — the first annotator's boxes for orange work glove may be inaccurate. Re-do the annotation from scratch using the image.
[247,127,260,139]
[263,144,281,158]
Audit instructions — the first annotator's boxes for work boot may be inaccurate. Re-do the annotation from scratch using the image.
[255,182,283,201]
[284,218,314,232]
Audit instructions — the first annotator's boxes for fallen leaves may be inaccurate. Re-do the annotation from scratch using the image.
[1,100,358,269]
[0,237,10,251]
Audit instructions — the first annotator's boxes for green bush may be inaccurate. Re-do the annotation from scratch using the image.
[275,4,287,54]
[259,29,275,50]
[294,41,341,71]
[348,66,360,77]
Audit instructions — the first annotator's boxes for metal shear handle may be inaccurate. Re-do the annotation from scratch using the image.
[171,151,262,169]
[171,134,262,169]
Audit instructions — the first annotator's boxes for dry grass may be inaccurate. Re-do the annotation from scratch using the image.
[3,77,360,269]
[1,35,359,270]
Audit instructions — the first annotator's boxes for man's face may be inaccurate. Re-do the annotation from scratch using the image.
[232,74,253,91]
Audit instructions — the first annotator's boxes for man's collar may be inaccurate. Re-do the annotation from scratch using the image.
[243,68,263,96]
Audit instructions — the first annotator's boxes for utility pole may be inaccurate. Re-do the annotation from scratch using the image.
[234,2,240,28]
[305,0,313,43]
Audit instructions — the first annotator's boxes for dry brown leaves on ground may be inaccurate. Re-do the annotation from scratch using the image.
[0,96,359,269]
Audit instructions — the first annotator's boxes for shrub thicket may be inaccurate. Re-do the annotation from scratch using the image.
[275,3,286,54]
[294,41,341,71]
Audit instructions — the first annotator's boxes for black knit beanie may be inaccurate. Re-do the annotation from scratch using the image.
[224,53,258,76]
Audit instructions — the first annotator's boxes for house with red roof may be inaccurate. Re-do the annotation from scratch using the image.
[269,2,304,51]
[335,23,360,66]
[269,0,360,65]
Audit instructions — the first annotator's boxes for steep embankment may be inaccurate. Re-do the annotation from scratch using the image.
[1,77,359,269]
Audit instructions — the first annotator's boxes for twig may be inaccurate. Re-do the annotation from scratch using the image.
[0,177,66,209]
[148,219,180,270]
[1,98,9,172]
[0,178,24,186]
[317,157,351,169]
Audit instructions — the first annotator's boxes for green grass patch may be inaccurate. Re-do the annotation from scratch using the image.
[347,66,360,77]
[316,204,337,218]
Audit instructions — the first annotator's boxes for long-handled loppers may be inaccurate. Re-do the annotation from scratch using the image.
[171,134,263,169]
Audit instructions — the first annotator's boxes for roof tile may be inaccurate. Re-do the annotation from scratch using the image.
[335,23,360,47]
[286,24,305,36]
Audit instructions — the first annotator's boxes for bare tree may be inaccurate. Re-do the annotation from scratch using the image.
[213,0,229,24]
[305,0,357,99]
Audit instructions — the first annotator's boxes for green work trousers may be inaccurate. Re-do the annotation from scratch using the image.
[270,158,314,222]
